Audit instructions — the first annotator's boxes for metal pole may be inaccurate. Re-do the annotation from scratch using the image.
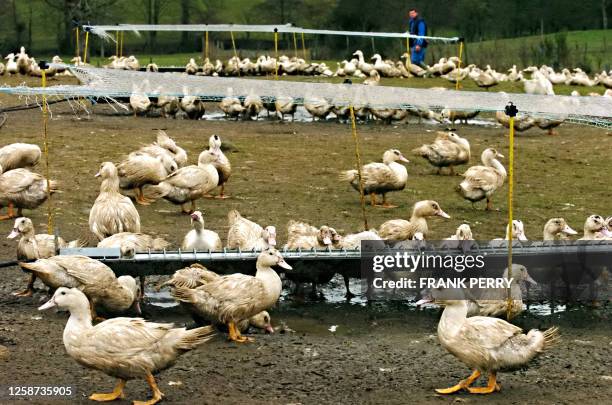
[505,102,517,320]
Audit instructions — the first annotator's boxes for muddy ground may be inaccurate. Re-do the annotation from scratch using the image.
[0,75,611,404]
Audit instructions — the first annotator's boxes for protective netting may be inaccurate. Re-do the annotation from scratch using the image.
[83,23,461,43]
[1,65,611,128]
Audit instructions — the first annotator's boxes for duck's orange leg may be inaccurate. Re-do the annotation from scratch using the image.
[135,187,152,205]
[0,202,16,220]
[435,369,481,394]
[485,197,493,211]
[133,373,164,405]
[215,184,230,199]
[228,321,253,343]
[369,193,378,206]
[467,372,501,394]
[379,194,397,209]
[89,379,126,401]
[13,273,36,297]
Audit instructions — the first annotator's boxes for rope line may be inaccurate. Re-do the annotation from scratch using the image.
[506,112,515,320]
[301,32,306,60]
[230,31,240,77]
[349,106,368,230]
[41,71,53,234]
[455,41,464,91]
[274,29,279,80]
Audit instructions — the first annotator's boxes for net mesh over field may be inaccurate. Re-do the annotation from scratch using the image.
[1,65,611,128]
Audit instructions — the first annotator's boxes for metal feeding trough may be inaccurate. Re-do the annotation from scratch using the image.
[59,241,612,287]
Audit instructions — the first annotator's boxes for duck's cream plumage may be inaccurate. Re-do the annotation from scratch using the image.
[164,264,273,333]
[0,143,41,171]
[39,287,214,404]
[181,211,222,251]
[458,148,506,210]
[97,232,170,251]
[413,132,470,174]
[0,166,57,215]
[143,150,219,213]
[379,200,450,240]
[284,220,333,249]
[21,255,139,315]
[199,134,231,197]
[226,210,276,250]
[89,162,141,241]
[434,297,558,394]
[171,249,290,342]
[340,149,409,207]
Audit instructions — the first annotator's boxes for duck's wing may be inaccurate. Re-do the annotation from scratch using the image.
[166,265,219,289]
[287,220,318,238]
[0,169,40,193]
[462,167,500,191]
[361,163,399,189]
[163,166,205,188]
[461,316,523,349]
[58,256,116,289]
[79,318,175,359]
[175,274,265,322]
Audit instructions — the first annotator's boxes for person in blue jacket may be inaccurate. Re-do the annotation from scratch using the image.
[408,8,428,67]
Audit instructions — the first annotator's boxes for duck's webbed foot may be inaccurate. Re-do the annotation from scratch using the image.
[89,379,126,401]
[435,369,481,394]
[467,372,501,394]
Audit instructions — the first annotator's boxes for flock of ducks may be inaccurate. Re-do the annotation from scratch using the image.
[1,127,610,402]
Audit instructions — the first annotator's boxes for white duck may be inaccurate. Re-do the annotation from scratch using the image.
[142,150,219,214]
[284,221,334,250]
[412,132,470,175]
[352,50,375,75]
[171,249,291,343]
[243,94,263,120]
[129,84,151,117]
[8,216,81,296]
[340,149,409,208]
[5,53,18,74]
[39,287,215,404]
[378,200,450,240]
[458,148,506,210]
[182,211,222,251]
[22,255,140,318]
[89,162,141,241]
[200,134,231,198]
[304,97,333,121]
[219,96,245,119]
[542,218,577,240]
[180,87,205,119]
[185,58,199,74]
[275,96,297,121]
[0,143,41,171]
[579,215,612,240]
[490,220,528,247]
[226,210,276,250]
[432,294,558,394]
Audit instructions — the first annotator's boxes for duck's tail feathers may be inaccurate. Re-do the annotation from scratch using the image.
[170,285,197,304]
[18,261,46,274]
[176,325,216,350]
[227,209,242,226]
[47,180,59,194]
[542,326,560,350]
[339,170,358,182]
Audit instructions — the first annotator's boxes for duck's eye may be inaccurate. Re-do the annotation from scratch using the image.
[394,151,399,155]
[61,291,66,295]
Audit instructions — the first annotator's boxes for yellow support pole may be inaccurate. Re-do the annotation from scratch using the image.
[505,102,517,320]
[205,30,209,59]
[274,28,279,80]
[115,30,119,56]
[230,31,239,77]
[301,32,306,60]
[41,70,53,234]
[349,105,368,231]
[83,31,90,64]
[455,41,464,91]
[120,31,124,58]
[75,27,80,59]
[292,32,298,58]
